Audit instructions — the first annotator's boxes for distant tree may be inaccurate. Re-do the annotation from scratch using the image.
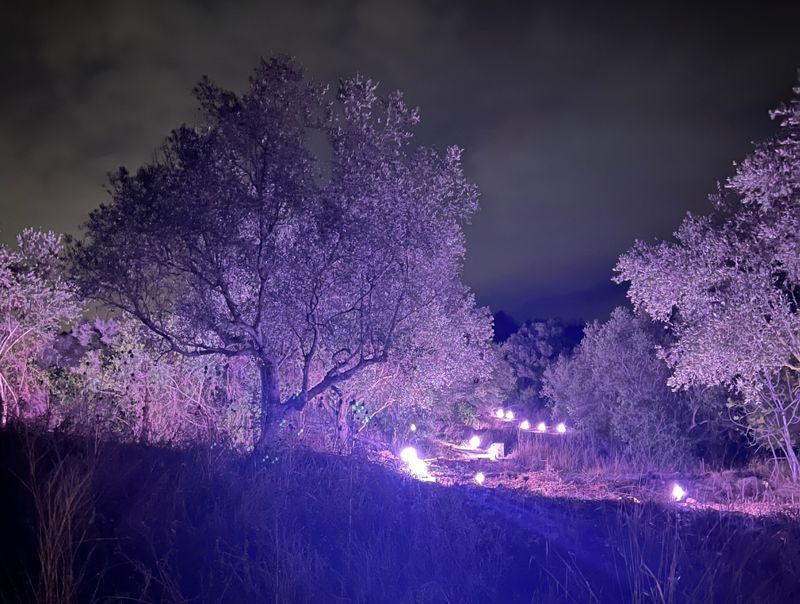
[542,308,726,466]
[0,230,81,426]
[70,58,481,449]
[614,87,800,480]
[502,318,581,412]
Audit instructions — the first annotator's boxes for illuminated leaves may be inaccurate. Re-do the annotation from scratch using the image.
[0,230,81,425]
[614,87,800,478]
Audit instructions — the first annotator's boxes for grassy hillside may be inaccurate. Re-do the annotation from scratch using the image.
[1,429,799,603]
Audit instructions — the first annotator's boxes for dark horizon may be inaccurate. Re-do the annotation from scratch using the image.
[2,1,799,323]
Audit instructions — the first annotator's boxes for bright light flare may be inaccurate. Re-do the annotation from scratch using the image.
[556,422,567,434]
[408,457,428,478]
[468,435,481,449]
[672,483,686,502]
[474,472,485,485]
[536,421,547,432]
[400,447,418,463]
[495,409,505,419]
[487,443,501,460]
[520,420,530,430]
[505,410,514,420]
[409,423,417,432]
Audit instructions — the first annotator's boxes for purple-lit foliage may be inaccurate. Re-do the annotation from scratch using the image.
[315,297,499,447]
[0,230,81,426]
[542,308,726,466]
[57,318,258,448]
[70,58,485,450]
[615,87,800,479]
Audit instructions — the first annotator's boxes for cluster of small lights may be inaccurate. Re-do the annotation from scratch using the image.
[397,432,685,502]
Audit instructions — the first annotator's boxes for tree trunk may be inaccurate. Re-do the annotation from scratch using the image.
[256,357,280,451]
[336,395,352,453]
[780,420,799,483]
[140,387,150,445]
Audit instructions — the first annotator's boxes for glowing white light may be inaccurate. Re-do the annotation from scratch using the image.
[487,443,501,460]
[409,423,417,432]
[556,422,567,434]
[672,484,686,502]
[468,435,481,449]
[474,472,486,485]
[408,457,428,478]
[505,410,515,420]
[520,420,530,430]
[495,409,505,419]
[536,421,547,432]
[400,447,418,463]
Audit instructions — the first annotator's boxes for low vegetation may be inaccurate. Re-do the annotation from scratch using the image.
[1,429,799,604]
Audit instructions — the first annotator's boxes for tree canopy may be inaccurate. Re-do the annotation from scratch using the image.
[70,57,488,448]
[614,87,800,479]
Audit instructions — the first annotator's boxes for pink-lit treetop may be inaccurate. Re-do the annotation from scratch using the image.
[0,229,82,426]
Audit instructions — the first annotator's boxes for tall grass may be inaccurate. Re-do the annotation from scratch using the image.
[512,429,695,476]
[2,430,799,603]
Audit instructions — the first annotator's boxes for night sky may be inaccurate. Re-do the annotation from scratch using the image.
[2,1,799,323]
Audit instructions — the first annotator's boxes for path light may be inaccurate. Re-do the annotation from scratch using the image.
[536,421,547,433]
[556,422,567,434]
[505,410,515,420]
[474,471,486,485]
[408,457,429,478]
[400,447,418,463]
[672,483,686,502]
[487,443,501,460]
[468,435,481,449]
[495,408,505,419]
[409,423,417,432]
[520,420,530,430]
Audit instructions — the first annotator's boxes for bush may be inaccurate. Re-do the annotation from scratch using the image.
[542,308,731,469]
[451,399,478,425]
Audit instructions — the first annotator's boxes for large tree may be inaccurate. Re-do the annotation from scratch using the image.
[614,87,800,479]
[70,58,481,448]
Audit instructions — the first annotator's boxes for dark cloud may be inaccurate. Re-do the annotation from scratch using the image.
[1,0,799,322]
